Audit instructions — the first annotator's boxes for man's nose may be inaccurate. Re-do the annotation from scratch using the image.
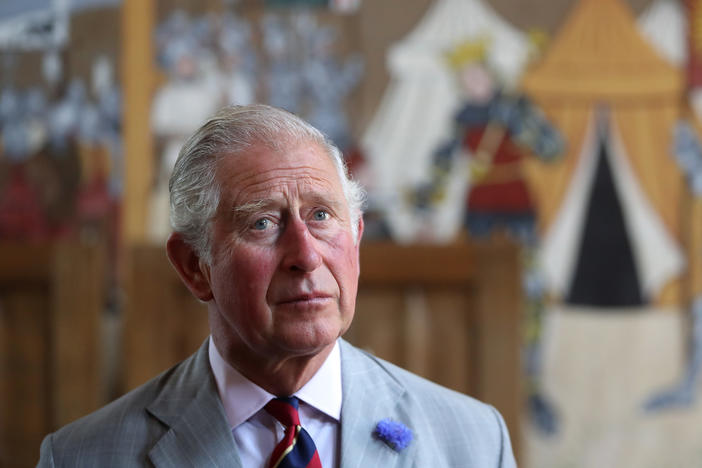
[281,219,323,272]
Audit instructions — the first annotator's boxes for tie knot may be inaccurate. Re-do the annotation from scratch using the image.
[265,396,301,428]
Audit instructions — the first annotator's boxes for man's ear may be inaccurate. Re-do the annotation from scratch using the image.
[355,215,364,250]
[166,232,214,302]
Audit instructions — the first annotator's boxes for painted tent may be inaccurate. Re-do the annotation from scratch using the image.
[521,0,697,307]
[361,0,530,242]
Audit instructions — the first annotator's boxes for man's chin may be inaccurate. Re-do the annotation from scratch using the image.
[274,325,341,357]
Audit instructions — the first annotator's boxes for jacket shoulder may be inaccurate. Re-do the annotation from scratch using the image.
[366,348,501,419]
[38,345,207,467]
[340,340,516,466]
[343,340,494,412]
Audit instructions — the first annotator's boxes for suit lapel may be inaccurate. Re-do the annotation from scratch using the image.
[338,340,418,468]
[147,339,242,468]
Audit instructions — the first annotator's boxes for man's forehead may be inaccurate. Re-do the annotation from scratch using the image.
[222,138,333,168]
[215,158,346,215]
[217,143,342,192]
[223,164,342,197]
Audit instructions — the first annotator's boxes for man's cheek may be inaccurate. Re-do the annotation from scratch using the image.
[240,258,276,295]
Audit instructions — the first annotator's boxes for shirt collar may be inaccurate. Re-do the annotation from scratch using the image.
[208,337,342,429]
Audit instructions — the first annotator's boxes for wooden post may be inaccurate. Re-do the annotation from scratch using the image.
[471,238,523,460]
[121,0,156,243]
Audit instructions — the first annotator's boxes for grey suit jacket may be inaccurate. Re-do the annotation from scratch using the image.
[38,339,516,467]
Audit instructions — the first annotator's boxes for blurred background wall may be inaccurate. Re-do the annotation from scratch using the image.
[2,0,702,467]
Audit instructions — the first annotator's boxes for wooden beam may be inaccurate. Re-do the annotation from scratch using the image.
[359,242,474,285]
[121,0,156,243]
[0,242,52,283]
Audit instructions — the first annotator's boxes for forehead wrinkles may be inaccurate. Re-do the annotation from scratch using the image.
[226,164,342,206]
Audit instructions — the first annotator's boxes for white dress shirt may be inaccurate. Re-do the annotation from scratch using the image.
[208,338,342,468]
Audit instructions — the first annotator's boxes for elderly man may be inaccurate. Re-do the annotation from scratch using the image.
[38,105,516,467]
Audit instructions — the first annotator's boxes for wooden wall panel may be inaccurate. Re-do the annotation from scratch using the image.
[0,242,105,468]
[347,290,407,366]
[122,244,209,391]
[0,293,51,468]
[51,244,105,427]
[425,291,473,394]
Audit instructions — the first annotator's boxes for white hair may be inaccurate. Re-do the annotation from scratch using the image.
[169,104,365,263]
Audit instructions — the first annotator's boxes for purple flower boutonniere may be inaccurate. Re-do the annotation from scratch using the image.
[374,418,413,451]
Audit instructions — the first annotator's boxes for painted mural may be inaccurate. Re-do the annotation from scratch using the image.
[362,0,702,467]
[0,5,122,251]
[147,6,363,240]
[2,1,702,467]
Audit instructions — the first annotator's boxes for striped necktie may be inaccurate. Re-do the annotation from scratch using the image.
[264,397,323,468]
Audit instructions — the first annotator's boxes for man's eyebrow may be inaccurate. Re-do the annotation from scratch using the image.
[232,199,275,216]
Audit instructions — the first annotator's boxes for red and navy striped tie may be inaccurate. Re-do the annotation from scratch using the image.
[264,397,323,468]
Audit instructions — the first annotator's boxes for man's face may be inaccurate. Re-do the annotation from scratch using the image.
[205,140,361,364]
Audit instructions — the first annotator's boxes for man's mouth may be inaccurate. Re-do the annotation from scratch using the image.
[277,293,333,306]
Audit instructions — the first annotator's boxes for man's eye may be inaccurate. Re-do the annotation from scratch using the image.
[313,210,329,221]
[253,218,270,230]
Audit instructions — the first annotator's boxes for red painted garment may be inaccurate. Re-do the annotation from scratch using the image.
[0,166,49,240]
[462,126,535,214]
